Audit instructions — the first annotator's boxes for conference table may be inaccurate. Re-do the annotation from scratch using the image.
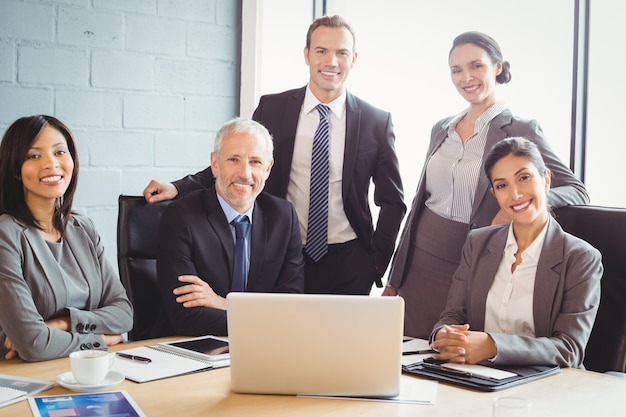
[2,337,625,417]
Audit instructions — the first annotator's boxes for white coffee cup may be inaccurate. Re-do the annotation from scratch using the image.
[70,350,115,385]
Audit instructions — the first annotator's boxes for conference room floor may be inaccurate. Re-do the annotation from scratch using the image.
[2,337,625,417]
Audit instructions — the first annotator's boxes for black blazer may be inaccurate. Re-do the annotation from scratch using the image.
[175,87,406,274]
[154,188,304,337]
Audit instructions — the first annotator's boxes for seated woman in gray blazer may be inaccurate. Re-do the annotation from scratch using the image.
[430,137,602,368]
[0,115,133,362]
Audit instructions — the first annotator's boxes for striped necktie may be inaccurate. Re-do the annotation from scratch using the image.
[231,215,250,292]
[305,104,330,262]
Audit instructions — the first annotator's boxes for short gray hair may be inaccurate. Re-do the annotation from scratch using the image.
[213,117,274,162]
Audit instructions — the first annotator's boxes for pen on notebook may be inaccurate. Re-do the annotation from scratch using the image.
[402,349,436,355]
[421,361,472,377]
[116,352,152,363]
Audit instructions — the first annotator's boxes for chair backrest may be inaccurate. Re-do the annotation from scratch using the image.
[553,204,626,372]
[117,195,171,341]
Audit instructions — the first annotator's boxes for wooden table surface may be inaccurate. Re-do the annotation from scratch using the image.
[1,337,625,417]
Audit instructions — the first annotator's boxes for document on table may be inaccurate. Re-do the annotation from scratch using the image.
[112,345,228,383]
[441,363,517,380]
[402,338,434,366]
[0,374,55,408]
[300,377,438,404]
[0,387,27,408]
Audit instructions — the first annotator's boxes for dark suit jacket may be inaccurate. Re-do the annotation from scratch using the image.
[388,109,589,288]
[174,87,406,276]
[433,217,602,368]
[154,188,304,337]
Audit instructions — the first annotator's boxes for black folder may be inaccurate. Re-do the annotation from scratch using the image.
[402,359,561,392]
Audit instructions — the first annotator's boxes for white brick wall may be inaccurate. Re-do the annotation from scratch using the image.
[19,46,90,86]
[0,43,14,81]
[0,1,55,41]
[0,0,240,268]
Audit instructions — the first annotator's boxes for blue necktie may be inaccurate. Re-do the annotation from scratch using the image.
[231,215,250,292]
[305,104,330,262]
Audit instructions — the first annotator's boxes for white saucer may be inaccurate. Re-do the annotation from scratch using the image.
[56,371,125,392]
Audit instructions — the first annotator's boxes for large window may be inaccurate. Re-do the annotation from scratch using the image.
[244,0,576,201]
[586,0,626,207]
[327,0,575,198]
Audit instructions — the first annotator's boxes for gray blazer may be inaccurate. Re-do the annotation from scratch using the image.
[0,214,133,362]
[388,108,589,288]
[434,217,602,368]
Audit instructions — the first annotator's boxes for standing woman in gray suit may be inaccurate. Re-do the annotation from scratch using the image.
[384,31,589,338]
[0,115,133,362]
[429,137,601,368]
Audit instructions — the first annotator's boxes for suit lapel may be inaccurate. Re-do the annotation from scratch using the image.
[342,92,359,192]
[248,201,267,281]
[471,219,564,336]
[399,118,453,244]
[417,118,453,201]
[23,226,68,309]
[204,190,236,272]
[271,88,305,197]
[470,227,507,328]
[63,219,100,308]
[470,110,513,216]
[532,218,564,337]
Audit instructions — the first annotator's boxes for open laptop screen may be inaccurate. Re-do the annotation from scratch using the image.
[226,293,404,398]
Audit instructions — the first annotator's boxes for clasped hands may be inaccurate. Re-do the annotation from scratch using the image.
[173,275,226,310]
[430,324,497,364]
[4,317,123,359]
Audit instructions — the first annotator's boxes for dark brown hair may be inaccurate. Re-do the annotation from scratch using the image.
[0,115,79,236]
[305,14,356,51]
[484,137,548,182]
[450,31,512,84]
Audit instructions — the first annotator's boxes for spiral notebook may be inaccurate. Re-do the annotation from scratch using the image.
[112,342,228,383]
[0,374,55,408]
[0,387,27,408]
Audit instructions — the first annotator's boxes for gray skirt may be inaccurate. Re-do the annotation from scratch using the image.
[398,206,469,338]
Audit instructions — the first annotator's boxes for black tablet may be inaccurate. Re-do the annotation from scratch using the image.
[157,335,229,362]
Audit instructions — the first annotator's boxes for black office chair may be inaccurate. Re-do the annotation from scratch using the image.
[117,195,171,341]
[553,205,626,373]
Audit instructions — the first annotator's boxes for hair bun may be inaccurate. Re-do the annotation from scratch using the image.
[497,60,512,84]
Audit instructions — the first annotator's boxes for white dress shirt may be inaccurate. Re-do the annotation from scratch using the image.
[484,221,549,337]
[287,85,357,245]
[216,193,254,284]
[425,103,506,223]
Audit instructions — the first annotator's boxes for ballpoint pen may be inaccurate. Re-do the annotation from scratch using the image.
[422,361,470,374]
[402,349,436,356]
[116,352,152,364]
[420,361,504,381]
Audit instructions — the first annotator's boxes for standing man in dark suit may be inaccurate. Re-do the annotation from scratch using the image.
[144,15,406,295]
[152,118,304,337]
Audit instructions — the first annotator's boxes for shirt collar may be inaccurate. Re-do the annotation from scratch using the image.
[303,85,346,119]
[504,219,549,263]
[216,191,254,224]
[449,102,507,131]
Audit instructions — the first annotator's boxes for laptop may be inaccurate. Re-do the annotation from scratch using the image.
[226,292,404,398]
